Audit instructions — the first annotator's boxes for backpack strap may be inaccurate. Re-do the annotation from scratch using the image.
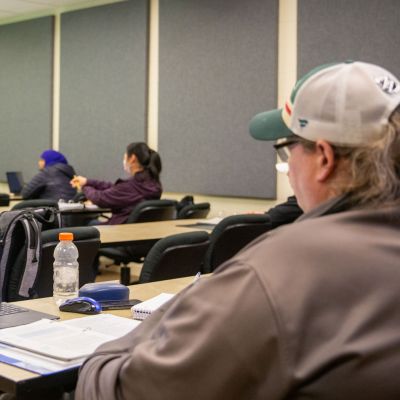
[18,216,42,297]
[25,207,61,229]
[0,210,28,299]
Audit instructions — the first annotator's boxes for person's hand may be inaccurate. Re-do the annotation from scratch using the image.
[70,175,87,190]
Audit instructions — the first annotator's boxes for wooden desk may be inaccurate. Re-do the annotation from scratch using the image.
[59,206,110,215]
[96,219,211,247]
[0,276,202,399]
[9,194,23,202]
[60,206,111,227]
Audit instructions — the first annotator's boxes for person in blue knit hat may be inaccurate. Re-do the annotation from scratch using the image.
[22,149,77,201]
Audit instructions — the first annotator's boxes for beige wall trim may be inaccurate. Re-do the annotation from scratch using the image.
[52,14,61,151]
[276,0,297,201]
[147,0,159,150]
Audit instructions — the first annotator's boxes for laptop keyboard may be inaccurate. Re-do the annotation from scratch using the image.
[0,303,28,316]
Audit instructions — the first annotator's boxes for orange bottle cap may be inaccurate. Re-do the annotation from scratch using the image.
[59,232,74,241]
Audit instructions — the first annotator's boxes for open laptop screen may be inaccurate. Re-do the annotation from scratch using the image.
[6,172,24,195]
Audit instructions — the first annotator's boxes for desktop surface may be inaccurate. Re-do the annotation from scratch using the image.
[0,276,207,399]
[96,218,208,246]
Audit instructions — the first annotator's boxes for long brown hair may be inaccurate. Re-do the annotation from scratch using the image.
[326,106,400,208]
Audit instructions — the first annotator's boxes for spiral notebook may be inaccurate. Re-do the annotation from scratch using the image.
[131,293,175,320]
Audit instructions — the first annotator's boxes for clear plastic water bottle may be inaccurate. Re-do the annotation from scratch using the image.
[53,232,79,305]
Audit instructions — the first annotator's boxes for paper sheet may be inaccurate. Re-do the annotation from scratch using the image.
[0,314,141,362]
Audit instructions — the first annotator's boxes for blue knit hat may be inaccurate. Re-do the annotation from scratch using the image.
[40,150,68,167]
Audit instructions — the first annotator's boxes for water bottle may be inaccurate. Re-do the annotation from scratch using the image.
[53,232,79,305]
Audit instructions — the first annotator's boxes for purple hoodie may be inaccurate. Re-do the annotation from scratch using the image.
[83,171,162,225]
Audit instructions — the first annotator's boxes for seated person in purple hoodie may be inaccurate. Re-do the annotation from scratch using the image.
[71,142,162,225]
[22,149,77,201]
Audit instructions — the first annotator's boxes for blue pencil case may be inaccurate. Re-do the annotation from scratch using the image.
[78,282,129,302]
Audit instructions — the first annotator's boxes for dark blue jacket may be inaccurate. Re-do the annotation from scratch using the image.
[22,163,77,201]
[266,195,303,228]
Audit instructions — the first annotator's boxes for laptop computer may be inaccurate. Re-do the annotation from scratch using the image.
[0,302,58,329]
[6,171,24,195]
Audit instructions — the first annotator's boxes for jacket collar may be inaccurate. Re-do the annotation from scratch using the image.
[296,194,352,223]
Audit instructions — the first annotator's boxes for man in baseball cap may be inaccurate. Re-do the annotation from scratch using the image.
[250,61,400,211]
[76,62,400,400]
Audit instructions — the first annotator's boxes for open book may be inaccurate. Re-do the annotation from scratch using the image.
[0,314,141,373]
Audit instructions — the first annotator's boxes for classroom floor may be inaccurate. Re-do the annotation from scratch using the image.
[95,257,143,284]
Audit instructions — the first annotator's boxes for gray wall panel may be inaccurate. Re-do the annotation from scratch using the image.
[60,0,148,181]
[0,18,53,183]
[159,0,278,198]
[298,0,400,77]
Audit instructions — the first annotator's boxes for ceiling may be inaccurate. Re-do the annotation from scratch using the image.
[0,0,124,23]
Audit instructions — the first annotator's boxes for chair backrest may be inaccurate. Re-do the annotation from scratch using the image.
[12,199,59,211]
[175,195,194,213]
[177,202,211,219]
[139,231,210,283]
[203,214,273,273]
[0,193,10,206]
[33,226,100,298]
[126,199,177,224]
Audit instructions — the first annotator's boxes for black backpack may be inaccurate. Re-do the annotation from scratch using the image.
[0,207,61,301]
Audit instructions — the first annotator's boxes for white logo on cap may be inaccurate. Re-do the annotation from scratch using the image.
[375,76,400,94]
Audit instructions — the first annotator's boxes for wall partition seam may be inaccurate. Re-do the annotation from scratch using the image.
[277,0,297,201]
[147,0,159,150]
[52,13,61,151]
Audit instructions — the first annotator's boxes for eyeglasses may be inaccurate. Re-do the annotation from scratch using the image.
[273,139,301,162]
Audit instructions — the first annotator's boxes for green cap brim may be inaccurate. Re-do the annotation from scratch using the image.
[249,109,294,141]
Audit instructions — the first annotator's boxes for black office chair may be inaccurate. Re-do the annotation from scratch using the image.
[202,214,273,273]
[137,231,210,283]
[12,199,59,210]
[0,193,10,206]
[98,199,178,282]
[126,199,177,223]
[177,202,211,219]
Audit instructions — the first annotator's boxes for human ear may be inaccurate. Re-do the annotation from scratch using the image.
[127,154,137,164]
[315,140,337,182]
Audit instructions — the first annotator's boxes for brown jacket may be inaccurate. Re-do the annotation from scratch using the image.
[76,197,400,400]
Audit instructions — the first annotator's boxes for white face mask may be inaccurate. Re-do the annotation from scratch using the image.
[123,157,131,174]
[275,162,289,174]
